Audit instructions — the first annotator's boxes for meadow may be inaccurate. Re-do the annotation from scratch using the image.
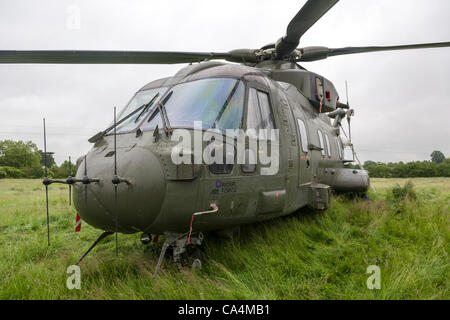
[0,178,448,299]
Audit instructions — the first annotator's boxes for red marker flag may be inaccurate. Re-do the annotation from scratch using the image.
[75,213,82,232]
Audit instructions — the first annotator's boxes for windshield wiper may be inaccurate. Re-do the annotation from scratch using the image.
[88,93,160,143]
[134,92,159,123]
[148,90,173,135]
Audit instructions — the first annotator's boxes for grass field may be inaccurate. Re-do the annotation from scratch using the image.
[0,178,448,299]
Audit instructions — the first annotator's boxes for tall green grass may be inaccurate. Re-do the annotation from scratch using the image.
[0,178,448,299]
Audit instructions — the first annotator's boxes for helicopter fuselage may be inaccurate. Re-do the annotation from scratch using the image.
[73,61,369,235]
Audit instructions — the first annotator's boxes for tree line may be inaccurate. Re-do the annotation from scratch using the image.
[0,140,76,179]
[354,151,450,178]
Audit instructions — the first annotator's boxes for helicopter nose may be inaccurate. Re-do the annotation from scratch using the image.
[73,146,166,233]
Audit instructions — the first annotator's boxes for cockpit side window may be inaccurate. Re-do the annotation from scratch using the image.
[246,88,262,132]
[246,88,276,139]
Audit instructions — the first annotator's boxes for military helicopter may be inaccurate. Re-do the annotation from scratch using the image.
[1,0,449,275]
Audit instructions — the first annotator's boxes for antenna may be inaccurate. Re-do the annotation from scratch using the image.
[68,156,72,206]
[347,114,352,144]
[345,80,349,106]
[113,106,119,257]
[343,81,355,162]
[43,118,50,246]
[84,155,88,208]
[344,80,352,143]
[110,106,132,257]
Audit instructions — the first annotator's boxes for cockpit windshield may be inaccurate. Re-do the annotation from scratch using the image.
[142,78,245,132]
[114,87,168,134]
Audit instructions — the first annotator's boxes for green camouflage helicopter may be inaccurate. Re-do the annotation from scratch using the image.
[1,0,449,275]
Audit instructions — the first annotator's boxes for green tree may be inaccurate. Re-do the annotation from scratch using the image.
[435,158,450,177]
[52,160,77,178]
[60,160,77,176]
[363,160,377,167]
[0,140,41,168]
[430,150,445,164]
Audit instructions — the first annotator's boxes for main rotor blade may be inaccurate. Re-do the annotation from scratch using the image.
[0,50,231,64]
[328,42,450,57]
[275,0,339,58]
[298,42,450,62]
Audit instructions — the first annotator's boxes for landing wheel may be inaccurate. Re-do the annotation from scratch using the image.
[181,245,203,269]
[189,247,203,269]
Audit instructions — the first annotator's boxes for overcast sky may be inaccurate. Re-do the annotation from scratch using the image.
[0,0,449,165]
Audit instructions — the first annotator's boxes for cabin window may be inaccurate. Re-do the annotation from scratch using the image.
[324,133,332,158]
[143,78,245,132]
[317,130,326,157]
[246,88,276,139]
[296,119,309,153]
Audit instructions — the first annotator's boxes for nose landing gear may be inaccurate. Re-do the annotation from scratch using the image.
[186,246,203,269]
[152,232,204,277]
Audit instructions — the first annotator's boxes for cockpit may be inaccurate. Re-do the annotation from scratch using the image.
[112,77,245,135]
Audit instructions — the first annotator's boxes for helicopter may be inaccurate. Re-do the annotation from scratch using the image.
[1,0,449,276]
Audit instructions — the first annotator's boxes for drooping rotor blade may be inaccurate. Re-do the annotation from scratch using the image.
[0,50,231,64]
[298,42,450,62]
[275,0,339,58]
